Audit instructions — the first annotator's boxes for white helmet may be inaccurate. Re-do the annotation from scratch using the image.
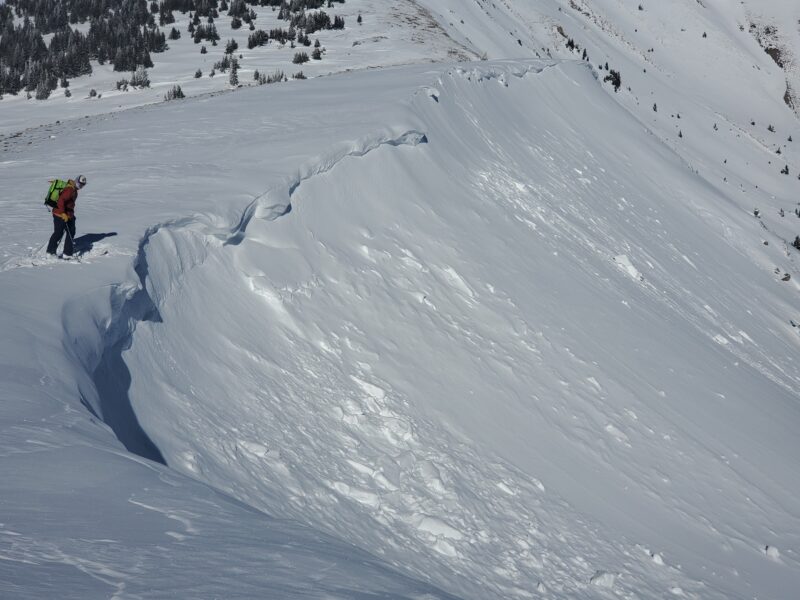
[75,174,87,188]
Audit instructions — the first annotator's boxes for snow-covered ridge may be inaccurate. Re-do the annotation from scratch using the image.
[77,126,429,461]
[7,57,793,599]
[0,60,560,598]
[3,4,800,588]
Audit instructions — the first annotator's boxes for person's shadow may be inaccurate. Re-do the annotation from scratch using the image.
[73,232,117,254]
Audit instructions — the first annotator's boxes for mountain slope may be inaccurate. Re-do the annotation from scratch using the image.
[0,0,473,135]
[1,3,800,599]
[119,59,800,600]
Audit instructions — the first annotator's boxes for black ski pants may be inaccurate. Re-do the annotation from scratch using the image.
[47,215,76,256]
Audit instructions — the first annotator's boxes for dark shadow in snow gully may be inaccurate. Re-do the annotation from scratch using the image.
[85,130,430,467]
[89,246,166,465]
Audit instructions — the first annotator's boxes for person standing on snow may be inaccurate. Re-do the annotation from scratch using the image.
[46,175,86,257]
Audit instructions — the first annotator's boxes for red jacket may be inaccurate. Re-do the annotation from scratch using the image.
[53,182,78,220]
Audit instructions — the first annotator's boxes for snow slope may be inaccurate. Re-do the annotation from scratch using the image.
[1,64,471,599]
[3,55,800,598]
[2,2,800,598]
[0,0,473,135]
[118,61,800,599]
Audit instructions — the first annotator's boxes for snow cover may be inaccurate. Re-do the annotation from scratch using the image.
[0,0,473,136]
[2,1,800,599]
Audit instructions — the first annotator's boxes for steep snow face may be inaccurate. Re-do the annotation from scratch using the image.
[96,61,800,599]
[418,0,800,335]
[417,0,800,106]
[3,4,800,597]
[415,0,800,190]
[0,65,470,600]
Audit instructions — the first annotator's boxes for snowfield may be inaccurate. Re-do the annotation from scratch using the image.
[0,0,473,136]
[2,1,800,599]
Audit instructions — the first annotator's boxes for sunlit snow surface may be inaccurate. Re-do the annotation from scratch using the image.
[0,0,473,135]
[2,56,799,599]
[3,2,800,596]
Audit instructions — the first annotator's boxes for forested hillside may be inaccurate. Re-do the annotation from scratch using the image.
[0,0,347,98]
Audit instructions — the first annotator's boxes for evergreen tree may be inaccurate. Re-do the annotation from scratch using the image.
[130,66,150,87]
[604,69,621,92]
[164,84,184,100]
[35,78,52,100]
[248,30,269,48]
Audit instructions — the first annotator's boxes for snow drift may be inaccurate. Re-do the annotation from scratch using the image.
[2,57,800,598]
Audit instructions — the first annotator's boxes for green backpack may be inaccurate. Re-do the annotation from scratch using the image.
[44,179,70,208]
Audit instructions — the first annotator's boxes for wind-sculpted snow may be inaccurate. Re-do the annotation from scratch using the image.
[79,128,429,463]
[87,63,800,598]
[2,59,800,598]
[225,129,429,245]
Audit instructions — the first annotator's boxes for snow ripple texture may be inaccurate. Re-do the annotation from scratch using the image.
[2,57,799,599]
[106,63,799,599]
